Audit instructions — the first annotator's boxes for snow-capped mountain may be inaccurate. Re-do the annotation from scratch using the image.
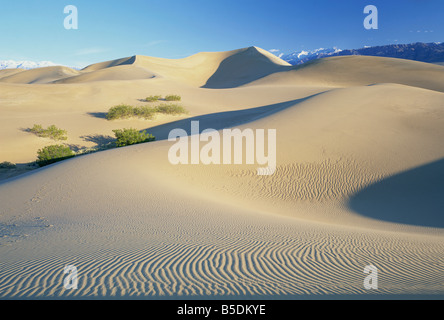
[281,47,342,65]
[0,60,59,70]
[281,42,444,66]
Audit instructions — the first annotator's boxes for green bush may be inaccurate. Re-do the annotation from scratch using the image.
[155,103,188,115]
[46,125,68,141]
[106,104,134,120]
[0,161,16,169]
[29,124,68,141]
[165,94,181,102]
[133,106,156,120]
[113,128,155,147]
[37,145,75,167]
[29,124,45,136]
[106,103,188,120]
[145,95,162,102]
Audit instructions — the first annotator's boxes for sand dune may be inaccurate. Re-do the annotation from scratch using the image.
[130,47,291,87]
[202,46,291,88]
[0,47,290,86]
[0,66,80,84]
[81,56,137,72]
[250,56,444,92]
[3,48,443,90]
[0,47,443,299]
[0,69,26,79]
[53,65,157,84]
[140,83,444,226]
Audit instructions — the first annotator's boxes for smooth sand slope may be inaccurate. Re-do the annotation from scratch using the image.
[0,47,443,299]
[0,66,81,84]
[251,55,444,92]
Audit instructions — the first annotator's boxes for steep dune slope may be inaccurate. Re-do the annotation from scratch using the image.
[132,47,291,87]
[202,46,291,88]
[81,56,137,72]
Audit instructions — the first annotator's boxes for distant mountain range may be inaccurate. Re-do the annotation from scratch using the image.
[281,42,444,65]
[280,47,343,65]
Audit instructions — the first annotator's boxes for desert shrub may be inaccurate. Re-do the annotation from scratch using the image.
[0,161,16,169]
[165,94,181,102]
[106,104,134,120]
[37,145,75,167]
[145,95,162,102]
[155,103,188,115]
[106,102,187,120]
[29,124,45,136]
[45,125,68,141]
[113,128,155,147]
[29,124,68,141]
[133,106,156,120]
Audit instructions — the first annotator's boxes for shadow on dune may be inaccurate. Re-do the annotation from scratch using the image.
[81,134,115,147]
[81,55,136,71]
[349,159,444,228]
[87,112,108,119]
[142,94,324,141]
[202,47,293,88]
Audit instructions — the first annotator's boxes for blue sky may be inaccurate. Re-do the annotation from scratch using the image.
[0,0,442,67]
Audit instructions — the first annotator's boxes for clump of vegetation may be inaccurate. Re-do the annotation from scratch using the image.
[29,124,45,136]
[106,103,188,120]
[145,95,162,102]
[0,161,16,169]
[31,127,154,167]
[29,124,68,141]
[113,128,155,147]
[106,104,134,120]
[155,103,188,115]
[36,145,75,167]
[165,94,181,102]
[133,106,157,120]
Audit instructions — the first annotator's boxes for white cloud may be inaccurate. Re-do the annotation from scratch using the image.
[269,49,280,53]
